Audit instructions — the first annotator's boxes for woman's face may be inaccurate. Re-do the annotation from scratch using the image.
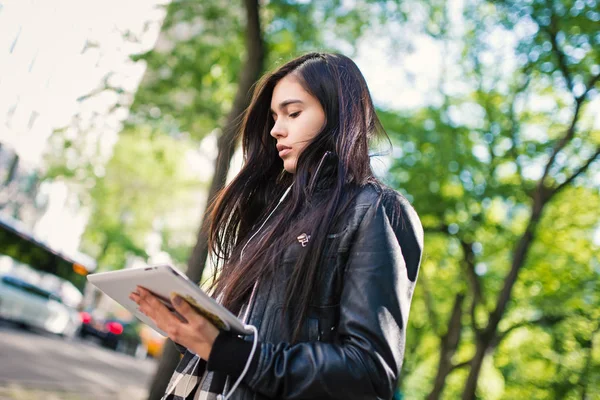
[270,74,326,174]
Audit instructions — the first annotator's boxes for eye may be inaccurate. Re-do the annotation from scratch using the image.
[289,111,301,118]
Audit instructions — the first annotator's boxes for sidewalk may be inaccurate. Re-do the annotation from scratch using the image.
[0,325,156,400]
[0,383,148,400]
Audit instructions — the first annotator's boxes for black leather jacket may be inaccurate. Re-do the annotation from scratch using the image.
[176,182,423,400]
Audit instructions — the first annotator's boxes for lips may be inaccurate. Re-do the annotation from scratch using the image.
[279,148,292,157]
[276,144,292,158]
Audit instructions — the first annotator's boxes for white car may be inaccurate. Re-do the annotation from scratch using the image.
[0,274,81,338]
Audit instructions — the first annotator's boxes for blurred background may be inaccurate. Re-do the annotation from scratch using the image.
[0,0,598,399]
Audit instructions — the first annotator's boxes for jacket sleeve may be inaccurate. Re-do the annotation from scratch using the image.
[173,341,188,355]
[242,191,424,399]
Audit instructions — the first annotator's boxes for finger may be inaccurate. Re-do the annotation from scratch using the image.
[129,292,141,305]
[136,290,162,318]
[136,288,181,319]
[135,287,157,314]
[136,286,149,298]
[139,291,180,326]
[170,295,210,329]
[138,292,161,315]
[140,294,190,345]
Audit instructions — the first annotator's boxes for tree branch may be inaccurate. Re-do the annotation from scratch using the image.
[493,314,566,347]
[450,360,471,372]
[552,147,600,197]
[539,98,583,187]
[579,324,600,400]
[186,0,264,284]
[531,10,588,188]
[426,293,465,400]
[509,73,532,180]
[460,3,596,398]
[532,7,573,93]
[485,220,534,339]
[541,23,573,92]
[443,293,465,351]
[578,72,600,102]
[459,240,484,334]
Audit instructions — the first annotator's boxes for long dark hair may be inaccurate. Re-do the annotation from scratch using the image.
[207,52,387,340]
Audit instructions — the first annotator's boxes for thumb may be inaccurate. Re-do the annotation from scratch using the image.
[171,294,205,326]
[171,294,193,316]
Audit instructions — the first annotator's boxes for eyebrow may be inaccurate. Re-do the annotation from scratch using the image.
[270,99,304,114]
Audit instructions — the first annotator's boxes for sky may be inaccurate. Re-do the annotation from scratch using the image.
[0,0,598,252]
[0,0,169,166]
[1,0,598,165]
[0,0,169,254]
[0,0,457,167]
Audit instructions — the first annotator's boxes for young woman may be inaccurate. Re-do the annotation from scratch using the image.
[131,52,423,400]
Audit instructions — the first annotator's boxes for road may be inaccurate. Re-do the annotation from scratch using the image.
[0,322,158,398]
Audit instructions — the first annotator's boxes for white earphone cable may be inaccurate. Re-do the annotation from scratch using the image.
[218,184,292,399]
[240,183,293,261]
[165,184,291,400]
[161,354,201,400]
[216,324,259,400]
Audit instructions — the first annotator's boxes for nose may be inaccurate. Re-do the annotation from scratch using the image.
[270,119,286,139]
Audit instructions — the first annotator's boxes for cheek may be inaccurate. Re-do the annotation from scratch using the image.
[296,114,324,143]
[308,112,325,136]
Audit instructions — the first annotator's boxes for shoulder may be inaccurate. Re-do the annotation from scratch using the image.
[351,181,424,272]
[353,181,422,231]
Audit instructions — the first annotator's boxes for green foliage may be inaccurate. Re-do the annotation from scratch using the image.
[128,0,398,139]
[385,0,600,398]
[79,127,202,271]
[36,0,600,397]
[44,0,403,273]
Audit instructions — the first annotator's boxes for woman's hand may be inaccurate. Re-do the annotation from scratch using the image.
[129,286,219,360]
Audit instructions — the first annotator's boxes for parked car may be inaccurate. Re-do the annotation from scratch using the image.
[0,274,81,338]
[78,311,141,352]
[139,324,166,358]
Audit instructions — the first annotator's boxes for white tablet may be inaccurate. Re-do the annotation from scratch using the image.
[87,264,252,336]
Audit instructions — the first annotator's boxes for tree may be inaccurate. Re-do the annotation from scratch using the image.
[384,0,600,398]
[80,128,201,272]
[143,0,264,397]
[131,1,407,397]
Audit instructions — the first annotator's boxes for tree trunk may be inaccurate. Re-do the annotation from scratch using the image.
[147,0,264,398]
[460,193,546,400]
[427,293,464,400]
[186,0,264,284]
[461,339,487,400]
[459,203,541,398]
[578,325,599,400]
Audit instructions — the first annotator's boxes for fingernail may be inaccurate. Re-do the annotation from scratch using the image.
[173,295,182,306]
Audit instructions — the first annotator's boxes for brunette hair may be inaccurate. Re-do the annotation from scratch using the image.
[207,52,387,340]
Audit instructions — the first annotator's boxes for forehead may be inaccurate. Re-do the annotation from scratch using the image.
[271,75,311,107]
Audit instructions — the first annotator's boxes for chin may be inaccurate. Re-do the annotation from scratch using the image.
[283,160,297,174]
